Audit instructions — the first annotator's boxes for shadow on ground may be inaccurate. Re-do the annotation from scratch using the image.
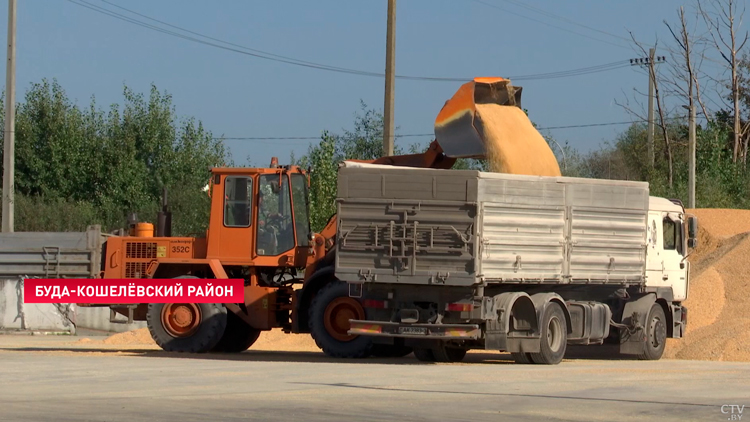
[0,343,641,365]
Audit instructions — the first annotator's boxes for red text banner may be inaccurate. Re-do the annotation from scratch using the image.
[23,278,245,304]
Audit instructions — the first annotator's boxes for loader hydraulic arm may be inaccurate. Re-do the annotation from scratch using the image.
[356,140,457,169]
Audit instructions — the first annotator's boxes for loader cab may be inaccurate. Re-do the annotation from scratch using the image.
[205,161,311,268]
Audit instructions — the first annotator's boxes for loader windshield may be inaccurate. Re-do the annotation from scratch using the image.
[257,174,295,256]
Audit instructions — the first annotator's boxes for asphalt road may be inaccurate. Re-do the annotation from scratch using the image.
[0,336,747,422]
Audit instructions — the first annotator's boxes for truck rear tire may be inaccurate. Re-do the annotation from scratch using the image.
[511,352,534,364]
[638,304,667,360]
[211,310,261,353]
[147,303,227,353]
[309,280,372,358]
[530,302,567,365]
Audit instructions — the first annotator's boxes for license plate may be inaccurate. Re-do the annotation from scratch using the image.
[398,326,427,335]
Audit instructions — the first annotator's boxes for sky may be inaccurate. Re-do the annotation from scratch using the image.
[0,0,699,165]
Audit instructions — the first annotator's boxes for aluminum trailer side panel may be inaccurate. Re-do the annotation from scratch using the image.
[477,175,649,284]
[334,163,649,287]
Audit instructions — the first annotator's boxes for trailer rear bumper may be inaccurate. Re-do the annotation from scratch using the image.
[348,320,481,340]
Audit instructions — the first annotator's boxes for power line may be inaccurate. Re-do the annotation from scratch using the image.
[496,0,634,44]
[471,0,631,50]
[216,121,644,142]
[68,0,630,82]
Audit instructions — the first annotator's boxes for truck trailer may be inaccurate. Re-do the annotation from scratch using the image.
[337,162,697,364]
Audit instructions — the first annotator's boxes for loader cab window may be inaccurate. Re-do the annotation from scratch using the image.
[257,174,295,256]
[662,217,678,251]
[291,174,311,247]
[224,176,253,227]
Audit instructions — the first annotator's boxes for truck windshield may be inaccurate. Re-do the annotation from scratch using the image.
[291,174,311,247]
[257,174,295,256]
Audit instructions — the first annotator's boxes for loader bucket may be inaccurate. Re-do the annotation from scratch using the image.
[434,77,561,176]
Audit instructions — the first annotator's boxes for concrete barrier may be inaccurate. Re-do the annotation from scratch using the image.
[0,278,75,333]
[0,279,145,334]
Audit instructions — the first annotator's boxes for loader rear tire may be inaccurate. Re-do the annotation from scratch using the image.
[529,302,567,365]
[147,302,227,353]
[309,280,372,358]
[413,347,436,362]
[211,310,261,353]
[638,304,667,361]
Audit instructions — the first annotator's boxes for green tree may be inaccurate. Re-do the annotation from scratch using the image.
[0,78,230,233]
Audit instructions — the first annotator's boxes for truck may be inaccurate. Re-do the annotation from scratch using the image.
[337,162,697,364]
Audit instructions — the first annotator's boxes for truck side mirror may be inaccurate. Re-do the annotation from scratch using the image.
[688,216,698,239]
[687,216,698,249]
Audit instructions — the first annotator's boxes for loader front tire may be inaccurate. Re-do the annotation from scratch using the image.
[431,345,467,362]
[147,302,227,353]
[371,343,413,358]
[309,280,372,358]
[211,310,261,353]
[413,348,436,362]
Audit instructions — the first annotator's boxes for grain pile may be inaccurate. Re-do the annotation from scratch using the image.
[664,208,750,362]
[474,104,561,177]
[74,328,155,347]
[252,329,318,352]
[74,327,319,352]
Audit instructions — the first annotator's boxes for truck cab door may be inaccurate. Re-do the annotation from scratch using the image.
[646,212,687,301]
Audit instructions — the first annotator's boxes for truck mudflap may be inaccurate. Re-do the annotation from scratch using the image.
[348,320,481,340]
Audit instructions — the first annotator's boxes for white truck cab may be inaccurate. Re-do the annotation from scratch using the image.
[645,197,696,302]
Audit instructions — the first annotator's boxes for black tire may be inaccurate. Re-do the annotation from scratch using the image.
[530,302,567,365]
[431,345,467,362]
[638,303,667,360]
[147,303,227,353]
[309,280,372,358]
[511,352,534,364]
[413,347,436,362]
[371,344,413,358]
[211,310,261,353]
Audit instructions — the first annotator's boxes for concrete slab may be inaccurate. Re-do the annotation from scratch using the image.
[0,336,747,422]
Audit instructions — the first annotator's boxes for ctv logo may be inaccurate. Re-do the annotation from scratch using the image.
[722,405,745,421]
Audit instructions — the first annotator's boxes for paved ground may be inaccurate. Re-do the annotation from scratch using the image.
[0,335,748,422]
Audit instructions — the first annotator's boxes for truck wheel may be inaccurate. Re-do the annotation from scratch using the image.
[413,348,436,362]
[638,304,667,360]
[431,345,467,362]
[309,280,372,358]
[147,303,227,353]
[511,352,534,364]
[530,302,567,365]
[371,344,413,358]
[211,310,261,353]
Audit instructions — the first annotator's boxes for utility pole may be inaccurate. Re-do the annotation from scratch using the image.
[630,49,666,169]
[382,0,396,156]
[2,0,16,233]
[687,103,696,209]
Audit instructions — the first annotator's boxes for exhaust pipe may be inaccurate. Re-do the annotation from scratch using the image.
[156,187,172,237]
